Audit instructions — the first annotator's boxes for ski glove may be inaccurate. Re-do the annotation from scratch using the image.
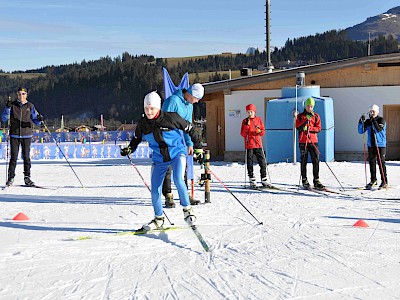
[302,125,308,132]
[37,114,44,122]
[359,114,365,123]
[120,146,132,156]
[255,126,262,134]
[245,118,250,126]
[6,97,12,108]
[306,114,313,120]
[194,148,204,164]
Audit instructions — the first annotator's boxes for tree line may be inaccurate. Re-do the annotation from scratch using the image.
[0,30,398,129]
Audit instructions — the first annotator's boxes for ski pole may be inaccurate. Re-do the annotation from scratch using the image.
[371,128,387,189]
[4,97,11,185]
[244,148,247,189]
[123,150,174,226]
[41,122,85,188]
[259,138,272,183]
[362,121,368,187]
[308,139,345,191]
[204,165,263,225]
[297,121,310,190]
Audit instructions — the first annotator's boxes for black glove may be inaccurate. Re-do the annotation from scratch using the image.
[37,114,44,122]
[6,97,12,108]
[194,148,204,164]
[369,112,374,120]
[245,118,250,126]
[120,146,132,156]
[359,114,365,123]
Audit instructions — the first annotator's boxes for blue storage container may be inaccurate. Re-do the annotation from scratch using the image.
[265,87,334,163]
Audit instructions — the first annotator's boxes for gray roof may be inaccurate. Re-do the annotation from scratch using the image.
[203,53,400,94]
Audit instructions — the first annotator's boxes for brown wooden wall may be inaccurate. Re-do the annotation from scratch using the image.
[202,92,225,160]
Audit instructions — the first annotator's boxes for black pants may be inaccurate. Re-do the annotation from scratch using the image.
[8,137,32,179]
[162,165,188,196]
[246,148,267,179]
[299,143,319,181]
[368,146,387,183]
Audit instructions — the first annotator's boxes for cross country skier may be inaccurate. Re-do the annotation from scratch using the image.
[295,97,325,190]
[358,104,387,189]
[240,103,268,188]
[120,91,204,231]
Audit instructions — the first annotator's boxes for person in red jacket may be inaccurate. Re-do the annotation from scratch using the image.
[295,97,325,190]
[240,104,268,188]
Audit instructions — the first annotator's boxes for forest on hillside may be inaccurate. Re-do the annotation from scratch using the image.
[0,30,398,129]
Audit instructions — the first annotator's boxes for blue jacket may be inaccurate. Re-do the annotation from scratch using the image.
[162,89,194,147]
[1,100,42,138]
[358,116,386,147]
[129,111,201,164]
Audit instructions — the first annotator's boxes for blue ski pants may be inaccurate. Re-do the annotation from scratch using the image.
[151,154,190,217]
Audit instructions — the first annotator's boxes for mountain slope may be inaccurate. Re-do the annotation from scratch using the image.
[346,6,400,41]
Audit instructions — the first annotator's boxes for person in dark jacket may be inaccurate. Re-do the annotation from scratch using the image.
[295,97,325,190]
[358,104,387,189]
[120,91,203,231]
[1,87,43,187]
[240,103,268,188]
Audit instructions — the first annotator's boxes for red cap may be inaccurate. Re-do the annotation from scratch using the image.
[246,104,256,113]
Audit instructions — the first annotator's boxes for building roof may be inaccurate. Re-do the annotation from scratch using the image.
[203,53,400,94]
[117,124,137,131]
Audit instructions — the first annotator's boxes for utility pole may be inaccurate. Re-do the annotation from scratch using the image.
[368,32,371,56]
[265,0,274,73]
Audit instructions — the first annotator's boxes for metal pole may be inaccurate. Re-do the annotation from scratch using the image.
[204,150,211,203]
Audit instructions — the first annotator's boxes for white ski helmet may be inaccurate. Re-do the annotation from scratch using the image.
[144,91,161,109]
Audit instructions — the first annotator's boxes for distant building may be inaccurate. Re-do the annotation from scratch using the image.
[117,124,136,132]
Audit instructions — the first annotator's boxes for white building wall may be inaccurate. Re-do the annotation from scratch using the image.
[224,86,400,154]
[321,86,400,152]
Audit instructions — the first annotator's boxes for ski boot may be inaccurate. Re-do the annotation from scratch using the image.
[183,206,196,226]
[261,177,269,188]
[302,178,311,189]
[24,176,35,187]
[140,216,165,232]
[164,193,175,208]
[379,182,387,189]
[366,180,377,190]
[313,179,325,190]
[249,177,257,188]
[189,192,200,205]
[5,178,14,187]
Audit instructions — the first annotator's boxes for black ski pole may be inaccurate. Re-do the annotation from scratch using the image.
[362,118,368,187]
[41,122,85,188]
[122,149,174,226]
[308,139,345,191]
[204,165,263,225]
[371,128,387,189]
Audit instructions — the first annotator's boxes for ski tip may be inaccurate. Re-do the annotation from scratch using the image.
[259,222,264,225]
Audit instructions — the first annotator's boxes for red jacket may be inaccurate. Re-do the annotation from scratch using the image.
[240,116,265,149]
[295,111,321,143]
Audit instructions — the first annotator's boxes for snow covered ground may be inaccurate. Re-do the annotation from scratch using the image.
[0,158,399,299]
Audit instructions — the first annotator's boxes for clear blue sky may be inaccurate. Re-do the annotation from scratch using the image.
[0,0,398,72]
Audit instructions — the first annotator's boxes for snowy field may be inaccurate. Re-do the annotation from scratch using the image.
[0,158,399,299]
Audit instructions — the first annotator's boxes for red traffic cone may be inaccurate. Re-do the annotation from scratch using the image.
[13,212,30,221]
[353,219,369,228]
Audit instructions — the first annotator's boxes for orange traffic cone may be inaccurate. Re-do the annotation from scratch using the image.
[13,212,30,221]
[353,219,369,228]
